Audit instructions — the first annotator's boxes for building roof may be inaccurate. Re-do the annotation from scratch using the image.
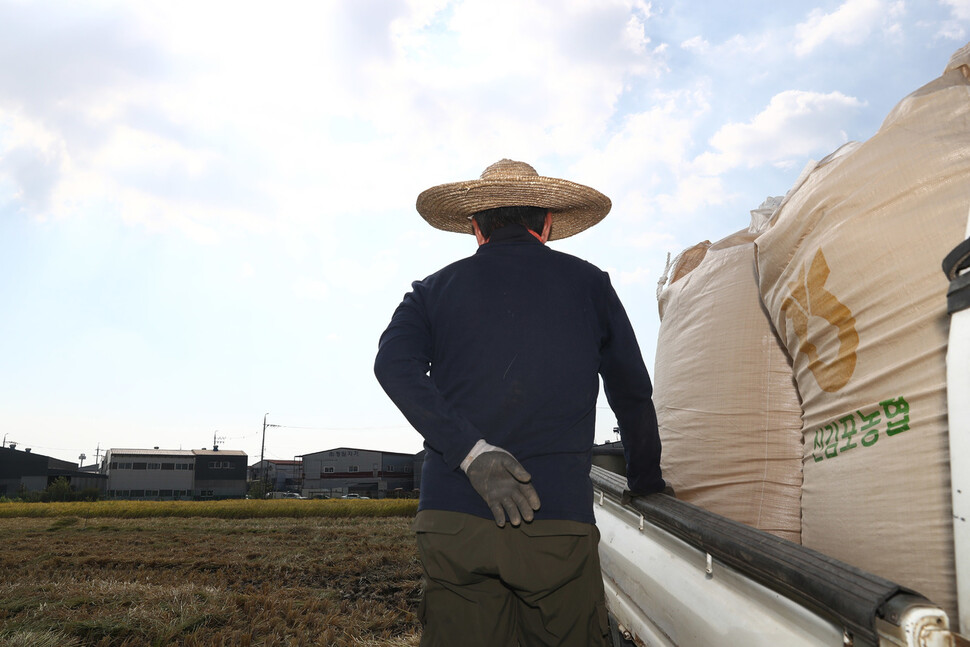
[107,448,247,458]
[300,446,419,459]
[108,449,194,457]
[193,449,246,456]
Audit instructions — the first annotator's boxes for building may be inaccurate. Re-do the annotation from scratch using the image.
[0,446,107,497]
[49,464,109,493]
[103,448,247,500]
[0,446,49,497]
[248,459,302,493]
[301,447,415,499]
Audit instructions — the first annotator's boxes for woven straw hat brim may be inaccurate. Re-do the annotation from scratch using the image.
[416,176,611,241]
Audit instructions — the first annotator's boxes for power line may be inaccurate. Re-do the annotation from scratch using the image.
[274,424,412,431]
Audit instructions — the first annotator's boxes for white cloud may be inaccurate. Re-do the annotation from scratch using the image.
[589,107,695,183]
[621,14,650,54]
[623,231,677,250]
[695,90,864,173]
[938,0,970,39]
[0,0,677,244]
[616,266,653,285]
[938,22,967,39]
[95,125,215,180]
[720,33,771,57]
[942,0,970,20]
[794,0,885,57]
[576,82,711,190]
[655,173,733,215]
[402,0,667,156]
[0,111,67,212]
[681,36,710,53]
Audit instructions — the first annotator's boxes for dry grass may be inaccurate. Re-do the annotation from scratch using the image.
[0,498,418,519]
[0,514,422,646]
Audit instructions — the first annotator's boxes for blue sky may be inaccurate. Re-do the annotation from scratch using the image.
[1,0,968,466]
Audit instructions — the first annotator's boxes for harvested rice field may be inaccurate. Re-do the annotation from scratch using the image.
[0,505,422,646]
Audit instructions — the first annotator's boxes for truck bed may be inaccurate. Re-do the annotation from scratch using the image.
[591,465,965,647]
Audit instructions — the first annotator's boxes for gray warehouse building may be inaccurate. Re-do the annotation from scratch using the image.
[301,447,415,499]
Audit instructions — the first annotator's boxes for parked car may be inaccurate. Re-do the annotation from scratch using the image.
[340,493,369,499]
[265,491,304,499]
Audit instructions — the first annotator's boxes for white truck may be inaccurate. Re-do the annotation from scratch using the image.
[594,234,970,647]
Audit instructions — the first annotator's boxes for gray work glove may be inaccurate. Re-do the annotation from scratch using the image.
[464,450,541,528]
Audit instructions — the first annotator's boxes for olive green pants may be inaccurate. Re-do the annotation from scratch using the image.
[413,510,610,647]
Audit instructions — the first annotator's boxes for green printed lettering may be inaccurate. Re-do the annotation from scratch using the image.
[838,414,858,452]
[813,428,825,462]
[858,408,880,447]
[880,396,911,436]
[824,423,838,459]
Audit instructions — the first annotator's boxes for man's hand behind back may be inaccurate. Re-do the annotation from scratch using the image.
[465,451,541,527]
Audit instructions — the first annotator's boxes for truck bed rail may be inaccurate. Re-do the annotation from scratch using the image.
[591,465,957,646]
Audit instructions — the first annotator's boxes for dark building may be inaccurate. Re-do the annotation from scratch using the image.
[0,446,47,497]
[0,446,107,497]
[194,449,248,499]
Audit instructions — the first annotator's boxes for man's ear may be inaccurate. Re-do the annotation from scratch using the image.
[539,212,552,243]
[472,219,488,246]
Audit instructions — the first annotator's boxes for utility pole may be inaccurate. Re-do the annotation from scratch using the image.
[260,413,268,493]
[260,413,281,494]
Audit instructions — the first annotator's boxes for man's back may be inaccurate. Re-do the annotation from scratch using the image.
[376,224,661,523]
[374,159,663,646]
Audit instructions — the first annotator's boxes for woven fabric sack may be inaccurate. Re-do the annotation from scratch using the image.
[754,43,970,624]
[656,225,803,542]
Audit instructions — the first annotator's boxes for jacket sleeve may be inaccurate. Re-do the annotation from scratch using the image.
[374,284,483,471]
[598,275,666,494]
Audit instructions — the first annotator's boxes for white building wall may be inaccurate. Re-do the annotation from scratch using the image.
[105,452,195,498]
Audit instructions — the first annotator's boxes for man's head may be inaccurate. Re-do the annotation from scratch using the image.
[471,205,550,245]
[416,159,611,241]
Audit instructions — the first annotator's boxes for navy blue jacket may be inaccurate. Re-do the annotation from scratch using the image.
[374,225,664,523]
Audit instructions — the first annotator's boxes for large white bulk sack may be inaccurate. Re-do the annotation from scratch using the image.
[754,43,970,624]
[655,211,803,543]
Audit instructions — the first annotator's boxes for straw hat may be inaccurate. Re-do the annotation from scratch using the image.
[415,159,611,241]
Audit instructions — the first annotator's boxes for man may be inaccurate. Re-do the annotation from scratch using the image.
[374,159,664,647]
